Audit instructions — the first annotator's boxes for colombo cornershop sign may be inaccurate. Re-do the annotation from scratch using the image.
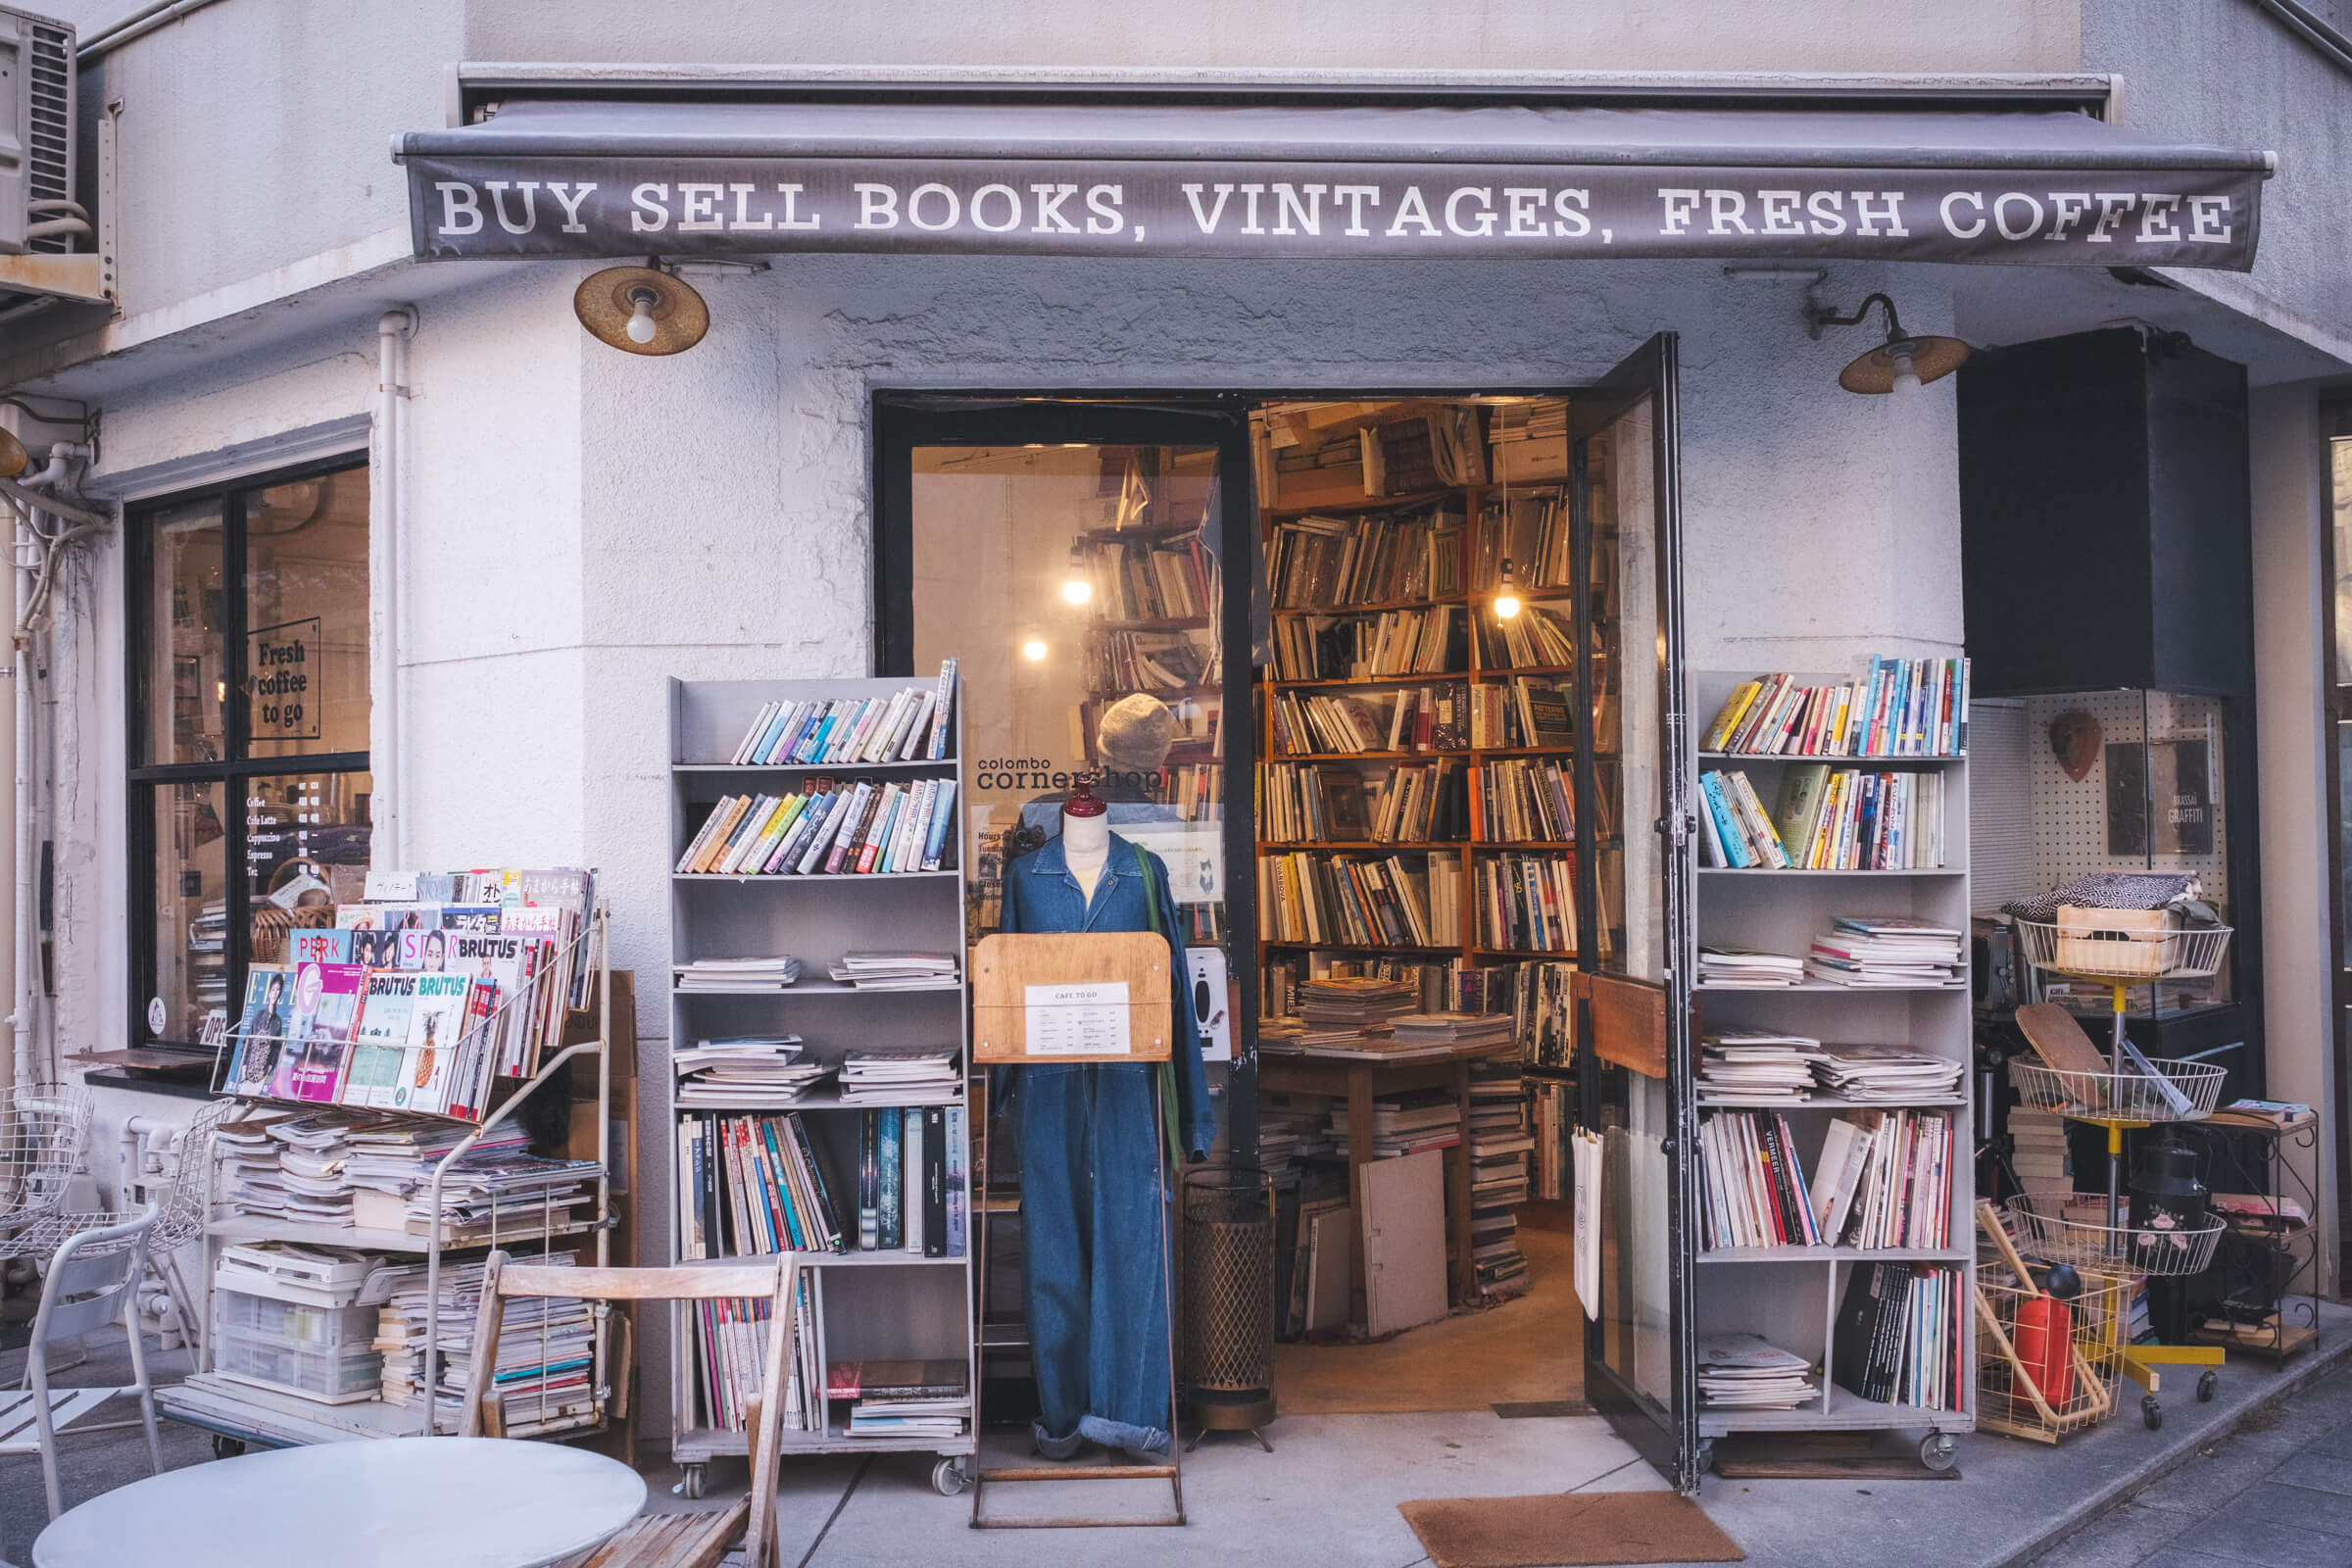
[404,161,2260,270]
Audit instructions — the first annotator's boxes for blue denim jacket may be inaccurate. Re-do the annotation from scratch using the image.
[1000,832,1217,1158]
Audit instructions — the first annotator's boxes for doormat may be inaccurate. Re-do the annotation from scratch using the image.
[1493,1400,1590,1419]
[1711,1433,1957,1481]
[1397,1493,1742,1567]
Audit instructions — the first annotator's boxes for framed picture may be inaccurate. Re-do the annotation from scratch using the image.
[2107,738,2215,857]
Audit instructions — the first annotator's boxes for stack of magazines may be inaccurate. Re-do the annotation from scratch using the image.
[1807,1045,1965,1102]
[829,953,959,990]
[375,1250,597,1438]
[1697,1332,1817,1409]
[674,1037,831,1108]
[836,1049,960,1104]
[1805,917,1966,987]
[1697,1030,1822,1105]
[674,956,802,992]
[1698,947,1806,988]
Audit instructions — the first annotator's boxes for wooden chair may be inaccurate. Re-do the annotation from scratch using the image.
[458,1254,799,1568]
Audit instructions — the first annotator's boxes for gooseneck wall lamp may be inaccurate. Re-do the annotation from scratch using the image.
[1802,291,1971,395]
[573,260,710,356]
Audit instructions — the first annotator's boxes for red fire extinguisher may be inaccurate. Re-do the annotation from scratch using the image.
[2012,1263,2082,1406]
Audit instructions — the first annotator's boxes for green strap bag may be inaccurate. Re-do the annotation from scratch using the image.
[1130,843,1187,1169]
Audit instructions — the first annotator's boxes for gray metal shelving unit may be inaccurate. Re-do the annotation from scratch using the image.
[664,676,976,1500]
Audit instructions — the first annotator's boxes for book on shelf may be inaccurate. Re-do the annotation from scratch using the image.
[687,1274,824,1436]
[1257,851,1446,949]
[1700,657,1970,758]
[1258,758,1464,845]
[1812,1109,1955,1250]
[1465,676,1576,751]
[1477,603,1579,671]
[677,777,959,877]
[1473,482,1572,587]
[1473,852,1578,954]
[1079,531,1215,622]
[725,667,957,768]
[1832,1261,1964,1411]
[673,1037,830,1108]
[1468,756,1576,843]
[674,956,805,992]
[826,952,961,990]
[1267,505,1466,610]
[1696,947,1804,989]
[1329,1087,1463,1157]
[836,1049,961,1104]
[1271,606,1467,682]
[1267,682,1469,758]
[1713,762,1946,872]
[828,1357,970,1442]
[1088,626,1217,692]
[1698,1110,1821,1249]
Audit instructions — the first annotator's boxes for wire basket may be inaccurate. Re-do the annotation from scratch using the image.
[2012,913,2232,982]
[2006,1194,2226,1277]
[1976,1262,2134,1443]
[2009,1056,2228,1124]
[0,1083,90,1233]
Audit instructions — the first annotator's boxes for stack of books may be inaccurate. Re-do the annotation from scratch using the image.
[1697,1031,1821,1105]
[1805,917,1966,988]
[726,670,956,767]
[2005,1060,2073,1196]
[1697,1333,1817,1409]
[1697,1110,1820,1249]
[1329,1088,1462,1157]
[828,953,959,990]
[1469,1056,1533,1295]
[675,778,959,878]
[830,1358,970,1442]
[673,956,802,992]
[1297,975,1419,1047]
[836,1048,960,1103]
[1699,657,1970,758]
[1255,1094,1336,1179]
[673,1037,830,1108]
[1698,947,1805,988]
[1808,1045,1965,1102]
[1392,1011,1517,1051]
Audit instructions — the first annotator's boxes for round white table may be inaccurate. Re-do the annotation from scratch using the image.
[32,1437,647,1568]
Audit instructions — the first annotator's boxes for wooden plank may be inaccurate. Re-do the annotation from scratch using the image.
[498,1260,783,1300]
[1587,973,1669,1080]
[457,1252,506,1439]
[971,933,1173,1063]
[2015,1003,2112,1078]
[979,1463,1178,1482]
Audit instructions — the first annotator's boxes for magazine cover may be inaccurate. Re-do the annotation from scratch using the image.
[346,971,418,1108]
[226,964,294,1093]
[450,930,536,1076]
[394,925,453,972]
[276,960,367,1102]
[397,972,474,1114]
[287,927,354,967]
[439,904,504,934]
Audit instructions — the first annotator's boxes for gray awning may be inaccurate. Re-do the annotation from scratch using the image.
[396,100,2271,268]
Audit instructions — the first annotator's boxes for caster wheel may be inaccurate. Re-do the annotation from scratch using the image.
[933,1457,970,1497]
[2198,1370,2218,1402]
[681,1463,707,1500]
[1920,1433,1958,1473]
[211,1436,246,1460]
[1693,1440,1716,1476]
[2142,1396,2163,1431]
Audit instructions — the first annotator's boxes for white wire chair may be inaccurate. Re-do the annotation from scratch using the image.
[1,1097,233,1262]
[0,1083,91,1242]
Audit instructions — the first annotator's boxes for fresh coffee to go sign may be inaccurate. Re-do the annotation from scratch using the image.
[249,617,320,739]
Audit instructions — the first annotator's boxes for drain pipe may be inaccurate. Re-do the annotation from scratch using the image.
[375,308,416,868]
[9,453,64,1088]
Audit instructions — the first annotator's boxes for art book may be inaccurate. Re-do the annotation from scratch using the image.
[397,971,476,1115]
[275,960,366,1103]
[226,964,294,1094]
[346,971,419,1107]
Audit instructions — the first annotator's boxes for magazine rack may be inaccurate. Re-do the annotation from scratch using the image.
[968,931,1184,1529]
[163,903,614,1447]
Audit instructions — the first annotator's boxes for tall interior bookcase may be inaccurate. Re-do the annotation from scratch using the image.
[1688,668,1975,1461]
[665,677,976,1498]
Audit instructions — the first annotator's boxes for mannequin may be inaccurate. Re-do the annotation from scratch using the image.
[1062,780,1111,902]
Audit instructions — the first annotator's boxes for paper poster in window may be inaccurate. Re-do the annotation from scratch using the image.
[2106,739,2214,857]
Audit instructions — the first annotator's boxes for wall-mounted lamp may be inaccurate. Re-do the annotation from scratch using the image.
[573,260,710,356]
[0,428,25,480]
[1494,559,1522,620]
[1802,290,1970,395]
[1061,544,1093,606]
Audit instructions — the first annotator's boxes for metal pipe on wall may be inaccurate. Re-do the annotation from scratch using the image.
[374,309,416,868]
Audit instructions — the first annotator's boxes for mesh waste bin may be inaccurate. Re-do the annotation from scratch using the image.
[1182,1165,1276,1439]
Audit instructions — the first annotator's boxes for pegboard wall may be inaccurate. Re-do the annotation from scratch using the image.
[1967,700,2034,917]
[2019,690,2230,913]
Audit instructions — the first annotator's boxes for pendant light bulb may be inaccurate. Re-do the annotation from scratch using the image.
[623,288,661,345]
[1888,345,1921,399]
[1061,545,1093,605]
[1021,638,1050,662]
[1494,559,1522,620]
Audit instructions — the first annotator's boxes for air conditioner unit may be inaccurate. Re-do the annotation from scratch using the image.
[0,5,76,257]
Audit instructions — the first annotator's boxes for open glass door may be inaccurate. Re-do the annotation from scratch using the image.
[1570,336,1698,1490]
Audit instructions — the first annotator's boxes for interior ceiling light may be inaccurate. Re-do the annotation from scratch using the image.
[0,427,25,480]
[1061,544,1093,606]
[573,261,709,356]
[1494,559,1522,620]
[1021,638,1050,662]
[1802,290,1971,395]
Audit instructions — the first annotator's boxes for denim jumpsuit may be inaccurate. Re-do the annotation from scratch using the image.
[1000,832,1215,1459]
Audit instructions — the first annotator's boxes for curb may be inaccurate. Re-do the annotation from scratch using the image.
[1990,1328,2352,1567]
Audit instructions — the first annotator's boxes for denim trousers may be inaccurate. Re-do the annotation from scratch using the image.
[1015,1061,1172,1459]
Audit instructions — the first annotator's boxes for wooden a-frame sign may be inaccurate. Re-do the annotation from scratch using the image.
[972,932,1173,1064]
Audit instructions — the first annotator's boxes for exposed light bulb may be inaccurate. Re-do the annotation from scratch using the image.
[624,289,660,345]
[1494,558,1522,620]
[1888,347,1921,399]
[1021,638,1050,662]
[1062,576,1092,606]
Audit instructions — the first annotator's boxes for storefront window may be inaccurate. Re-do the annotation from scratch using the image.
[129,461,371,1050]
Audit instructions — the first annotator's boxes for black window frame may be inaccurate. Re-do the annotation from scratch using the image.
[124,452,370,1052]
